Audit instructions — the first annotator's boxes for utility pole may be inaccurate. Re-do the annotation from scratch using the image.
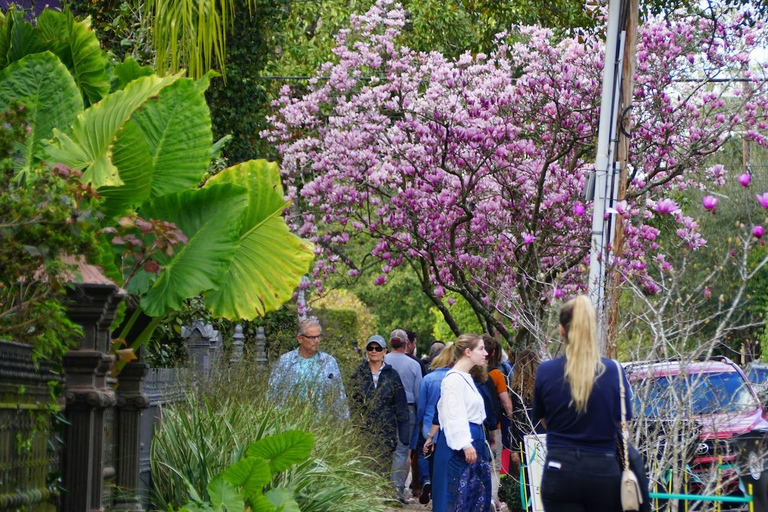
[605,0,640,359]
[588,0,636,354]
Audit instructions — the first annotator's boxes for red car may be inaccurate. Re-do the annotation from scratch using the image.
[625,357,768,500]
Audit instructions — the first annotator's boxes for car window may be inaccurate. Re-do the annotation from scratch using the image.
[747,367,768,385]
[631,371,758,416]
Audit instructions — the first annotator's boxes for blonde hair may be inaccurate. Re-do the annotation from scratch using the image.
[560,295,604,413]
[430,343,456,370]
[452,333,481,361]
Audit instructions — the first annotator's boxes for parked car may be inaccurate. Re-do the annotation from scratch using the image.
[744,362,768,406]
[625,357,768,500]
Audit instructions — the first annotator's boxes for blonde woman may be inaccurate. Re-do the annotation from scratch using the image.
[532,295,632,512]
[433,334,492,512]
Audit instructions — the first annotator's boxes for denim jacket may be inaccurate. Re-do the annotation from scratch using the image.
[267,349,349,420]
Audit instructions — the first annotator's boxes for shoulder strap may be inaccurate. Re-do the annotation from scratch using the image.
[613,360,630,470]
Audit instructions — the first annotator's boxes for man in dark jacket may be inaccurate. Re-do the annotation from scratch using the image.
[349,335,411,484]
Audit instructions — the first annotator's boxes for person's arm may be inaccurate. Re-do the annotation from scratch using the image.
[393,373,411,445]
[423,423,440,454]
[326,356,349,420]
[499,391,513,417]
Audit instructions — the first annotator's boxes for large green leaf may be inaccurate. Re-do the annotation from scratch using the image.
[207,474,244,512]
[0,52,83,182]
[0,8,44,70]
[112,57,154,90]
[44,73,181,187]
[265,489,300,512]
[98,78,212,217]
[245,431,313,474]
[203,160,315,320]
[222,457,271,504]
[37,10,109,106]
[138,183,248,316]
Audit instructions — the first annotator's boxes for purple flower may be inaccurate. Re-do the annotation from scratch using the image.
[374,274,387,285]
[753,225,765,239]
[738,173,752,187]
[522,233,536,244]
[704,287,711,299]
[756,193,768,209]
[702,196,718,211]
[655,198,680,214]
[573,202,586,216]
[554,288,564,299]
[447,298,456,306]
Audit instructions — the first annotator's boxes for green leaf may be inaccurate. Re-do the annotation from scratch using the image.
[203,160,315,320]
[37,10,110,105]
[44,73,182,187]
[1,8,44,69]
[265,488,300,512]
[207,474,244,512]
[99,78,212,217]
[137,184,248,317]
[0,51,83,182]
[245,430,313,474]
[112,57,154,90]
[221,457,271,504]
[248,495,277,512]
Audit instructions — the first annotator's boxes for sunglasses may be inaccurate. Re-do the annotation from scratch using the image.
[366,345,384,352]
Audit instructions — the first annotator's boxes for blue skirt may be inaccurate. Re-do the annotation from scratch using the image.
[433,423,491,512]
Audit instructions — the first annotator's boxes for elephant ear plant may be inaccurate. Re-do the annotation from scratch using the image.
[181,430,313,512]
[0,7,315,366]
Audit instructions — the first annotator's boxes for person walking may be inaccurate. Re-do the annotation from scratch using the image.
[415,344,455,505]
[267,318,348,420]
[532,295,632,512]
[349,335,410,479]
[384,329,423,504]
[483,334,513,510]
[433,334,492,512]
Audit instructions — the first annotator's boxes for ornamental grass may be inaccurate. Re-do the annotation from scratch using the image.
[149,360,391,511]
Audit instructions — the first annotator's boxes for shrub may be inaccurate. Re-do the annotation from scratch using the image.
[150,361,391,512]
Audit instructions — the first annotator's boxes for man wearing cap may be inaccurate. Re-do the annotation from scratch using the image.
[384,328,423,504]
[349,335,410,481]
[267,318,349,420]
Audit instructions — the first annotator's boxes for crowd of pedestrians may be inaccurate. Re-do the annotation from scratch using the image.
[268,294,633,512]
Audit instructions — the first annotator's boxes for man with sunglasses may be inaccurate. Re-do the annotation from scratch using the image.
[267,318,348,419]
[349,335,410,503]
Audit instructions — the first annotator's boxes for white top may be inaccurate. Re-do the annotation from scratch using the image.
[437,369,486,450]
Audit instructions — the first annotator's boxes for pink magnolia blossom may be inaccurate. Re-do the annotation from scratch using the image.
[702,196,718,211]
[754,226,765,239]
[266,0,768,338]
[756,193,768,209]
[738,173,752,187]
[655,199,680,214]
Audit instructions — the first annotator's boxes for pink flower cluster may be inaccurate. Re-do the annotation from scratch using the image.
[265,0,768,321]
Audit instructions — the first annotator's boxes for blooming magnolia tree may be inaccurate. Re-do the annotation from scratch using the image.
[265,0,768,346]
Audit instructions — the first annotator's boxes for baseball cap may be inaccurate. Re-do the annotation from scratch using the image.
[390,329,408,348]
[366,335,386,349]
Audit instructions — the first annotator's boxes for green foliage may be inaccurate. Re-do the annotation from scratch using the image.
[150,367,391,512]
[312,307,362,379]
[0,8,315,366]
[0,7,109,107]
[0,105,97,359]
[203,160,315,320]
[350,268,437,351]
[312,289,378,346]
[180,430,312,512]
[430,292,484,341]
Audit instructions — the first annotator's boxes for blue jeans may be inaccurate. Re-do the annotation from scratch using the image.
[541,448,622,512]
[391,405,416,498]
